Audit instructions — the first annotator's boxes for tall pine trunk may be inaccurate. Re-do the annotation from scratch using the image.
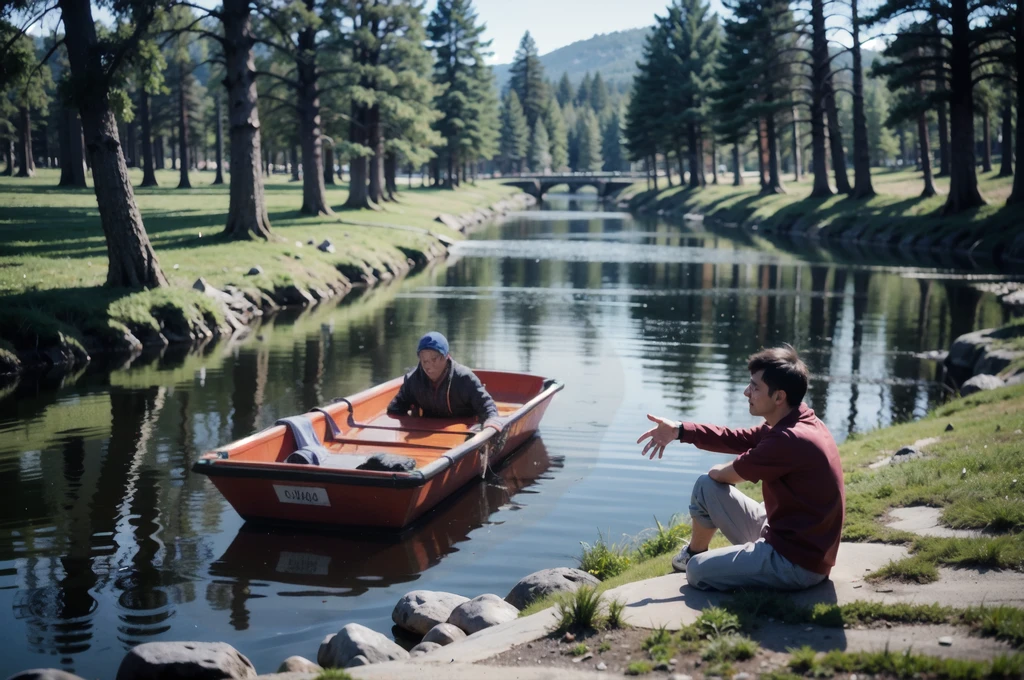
[761,113,786,195]
[1010,2,1024,204]
[323,144,335,185]
[213,93,224,184]
[221,0,272,238]
[824,77,851,194]
[290,144,299,181]
[58,0,167,288]
[688,124,702,188]
[368,104,385,203]
[17,106,34,177]
[297,6,330,216]
[809,0,832,197]
[58,106,87,187]
[933,23,950,177]
[651,154,659,191]
[711,137,718,185]
[917,108,937,198]
[757,120,768,188]
[981,107,992,173]
[942,0,984,214]
[345,102,372,209]
[999,96,1013,178]
[384,151,397,200]
[140,89,158,187]
[3,138,13,175]
[732,144,743,186]
[177,71,191,189]
[154,134,164,170]
[850,0,874,199]
[791,106,801,182]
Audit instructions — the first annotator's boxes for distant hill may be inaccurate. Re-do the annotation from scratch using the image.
[492,27,650,91]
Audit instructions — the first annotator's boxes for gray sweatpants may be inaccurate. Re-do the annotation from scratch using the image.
[685,474,828,591]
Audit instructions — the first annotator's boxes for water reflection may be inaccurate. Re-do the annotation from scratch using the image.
[0,193,1015,677]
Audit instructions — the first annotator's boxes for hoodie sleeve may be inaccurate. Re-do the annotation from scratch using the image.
[387,372,415,414]
[464,371,499,421]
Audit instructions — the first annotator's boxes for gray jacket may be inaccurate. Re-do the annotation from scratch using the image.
[387,359,499,422]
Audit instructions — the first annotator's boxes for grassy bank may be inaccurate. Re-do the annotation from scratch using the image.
[0,169,521,373]
[620,169,1024,261]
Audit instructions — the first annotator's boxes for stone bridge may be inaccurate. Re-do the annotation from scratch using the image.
[503,174,639,199]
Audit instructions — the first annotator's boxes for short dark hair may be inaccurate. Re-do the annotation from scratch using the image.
[747,344,809,407]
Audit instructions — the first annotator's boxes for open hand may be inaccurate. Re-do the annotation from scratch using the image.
[637,414,681,459]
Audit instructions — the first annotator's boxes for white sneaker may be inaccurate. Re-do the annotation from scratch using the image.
[671,543,696,573]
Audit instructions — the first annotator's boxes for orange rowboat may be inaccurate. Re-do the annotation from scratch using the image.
[193,370,563,529]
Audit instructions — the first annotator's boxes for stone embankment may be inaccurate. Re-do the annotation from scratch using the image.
[7,566,595,679]
[0,193,534,383]
[944,319,1024,395]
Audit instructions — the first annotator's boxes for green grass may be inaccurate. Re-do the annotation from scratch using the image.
[0,169,520,358]
[625,660,653,675]
[786,645,1024,680]
[554,586,606,632]
[620,168,1023,261]
[314,670,354,680]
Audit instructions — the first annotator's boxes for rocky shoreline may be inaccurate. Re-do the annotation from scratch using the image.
[0,192,535,385]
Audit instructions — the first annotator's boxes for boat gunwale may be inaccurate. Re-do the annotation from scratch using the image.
[192,376,564,489]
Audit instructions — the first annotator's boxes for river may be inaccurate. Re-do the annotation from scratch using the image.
[0,193,1013,677]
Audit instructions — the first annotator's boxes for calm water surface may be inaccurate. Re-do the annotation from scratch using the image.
[0,194,1013,677]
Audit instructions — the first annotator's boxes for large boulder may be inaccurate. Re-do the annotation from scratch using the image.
[946,330,995,373]
[7,671,86,680]
[410,642,442,657]
[275,656,321,674]
[447,594,519,635]
[316,623,409,669]
[505,568,601,610]
[391,590,469,636]
[960,374,1005,396]
[422,623,467,646]
[975,349,1020,377]
[115,642,256,680]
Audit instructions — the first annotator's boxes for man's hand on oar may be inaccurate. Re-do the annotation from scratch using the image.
[637,413,682,459]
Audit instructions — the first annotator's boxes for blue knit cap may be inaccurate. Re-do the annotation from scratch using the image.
[417,331,449,357]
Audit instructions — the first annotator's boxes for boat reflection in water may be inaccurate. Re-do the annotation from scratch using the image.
[209,435,559,597]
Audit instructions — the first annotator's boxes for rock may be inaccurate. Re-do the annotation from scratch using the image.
[344,655,370,668]
[946,423,955,432]
[317,240,336,254]
[671,675,694,680]
[410,642,442,657]
[938,636,953,646]
[276,656,321,673]
[114,641,256,680]
[246,266,263,276]
[273,284,316,307]
[422,622,467,646]
[961,374,1005,396]
[6,671,86,680]
[447,594,519,634]
[316,623,410,668]
[435,213,464,231]
[596,661,607,671]
[392,591,470,636]
[975,349,1021,376]
[505,567,601,610]
[307,239,316,245]
[562,632,576,643]
[735,674,753,680]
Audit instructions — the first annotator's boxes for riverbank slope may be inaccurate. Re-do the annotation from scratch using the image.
[620,168,1024,266]
[0,170,529,378]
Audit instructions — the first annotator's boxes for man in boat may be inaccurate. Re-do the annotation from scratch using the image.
[387,331,503,432]
[637,344,844,592]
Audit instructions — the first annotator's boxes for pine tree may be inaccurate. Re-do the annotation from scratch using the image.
[528,121,551,172]
[556,73,573,107]
[574,109,603,172]
[575,73,593,108]
[427,0,494,187]
[499,90,529,173]
[544,96,569,171]
[590,72,609,113]
[508,31,547,131]
[5,33,51,178]
[601,107,626,171]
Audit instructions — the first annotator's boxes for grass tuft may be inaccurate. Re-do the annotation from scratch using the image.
[625,660,653,675]
[579,532,633,580]
[554,585,605,632]
[606,598,627,629]
[635,515,690,560]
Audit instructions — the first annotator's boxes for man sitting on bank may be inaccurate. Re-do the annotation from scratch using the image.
[637,345,845,591]
[388,331,503,432]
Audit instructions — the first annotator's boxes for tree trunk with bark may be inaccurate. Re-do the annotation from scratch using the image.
[221,0,272,238]
[999,96,1013,178]
[323,144,335,185]
[139,89,158,187]
[732,144,743,186]
[384,151,398,200]
[1010,2,1024,204]
[917,107,937,198]
[981,106,992,173]
[665,152,674,187]
[345,102,372,209]
[761,113,786,194]
[17,106,34,177]
[849,0,874,199]
[711,137,718,185]
[368,104,385,203]
[688,124,702,188]
[942,0,984,214]
[823,77,851,193]
[809,0,833,197]
[2,138,12,175]
[58,0,168,288]
[933,24,950,177]
[297,9,331,215]
[651,154,659,191]
[290,144,299,181]
[213,93,224,184]
[125,120,136,167]
[154,134,164,170]
[791,106,801,182]
[177,71,191,189]
[58,106,87,187]
[757,120,768,188]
